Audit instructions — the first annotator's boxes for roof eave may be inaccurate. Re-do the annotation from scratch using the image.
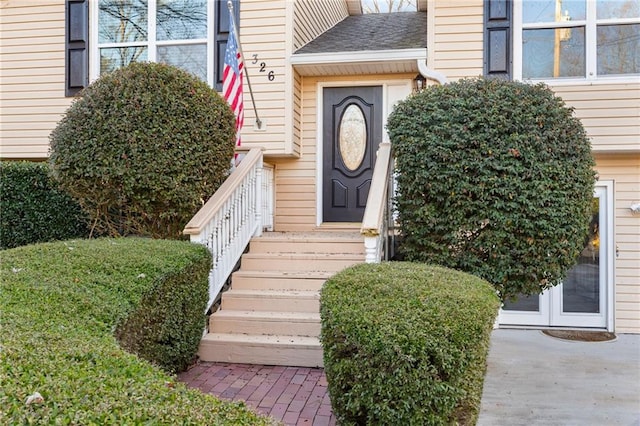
[290,48,427,77]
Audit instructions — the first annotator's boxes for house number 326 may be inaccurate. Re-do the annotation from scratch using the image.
[252,54,275,81]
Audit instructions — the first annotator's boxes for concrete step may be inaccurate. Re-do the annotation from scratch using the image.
[220,289,320,313]
[240,252,362,272]
[198,333,323,367]
[209,310,321,337]
[231,270,333,291]
[250,232,364,255]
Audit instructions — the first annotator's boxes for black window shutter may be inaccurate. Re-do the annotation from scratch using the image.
[484,0,512,80]
[65,0,89,96]
[215,0,240,91]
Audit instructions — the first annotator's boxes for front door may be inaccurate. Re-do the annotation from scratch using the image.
[323,86,383,223]
[500,182,613,329]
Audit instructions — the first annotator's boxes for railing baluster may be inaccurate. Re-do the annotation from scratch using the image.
[183,148,272,310]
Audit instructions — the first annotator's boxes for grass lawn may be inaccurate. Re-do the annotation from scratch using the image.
[1,238,275,425]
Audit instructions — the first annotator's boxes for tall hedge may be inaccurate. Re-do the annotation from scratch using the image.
[387,79,596,301]
[49,62,236,239]
[0,161,89,249]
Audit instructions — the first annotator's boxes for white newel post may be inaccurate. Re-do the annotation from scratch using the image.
[364,235,379,263]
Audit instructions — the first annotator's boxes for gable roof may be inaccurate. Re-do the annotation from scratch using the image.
[295,12,426,54]
[291,12,427,76]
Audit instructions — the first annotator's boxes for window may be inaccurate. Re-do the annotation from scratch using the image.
[514,0,640,81]
[94,0,210,82]
[64,0,238,95]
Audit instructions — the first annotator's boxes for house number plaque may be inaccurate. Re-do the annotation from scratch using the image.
[252,54,275,81]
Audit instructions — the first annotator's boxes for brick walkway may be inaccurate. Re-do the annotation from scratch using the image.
[178,362,336,425]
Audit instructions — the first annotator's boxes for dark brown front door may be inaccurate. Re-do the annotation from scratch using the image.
[323,86,383,222]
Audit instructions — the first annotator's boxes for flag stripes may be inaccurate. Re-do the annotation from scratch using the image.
[223,16,243,147]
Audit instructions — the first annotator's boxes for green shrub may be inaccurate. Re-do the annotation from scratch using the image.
[320,262,500,425]
[49,62,236,239]
[0,161,89,249]
[0,238,271,424]
[387,78,596,301]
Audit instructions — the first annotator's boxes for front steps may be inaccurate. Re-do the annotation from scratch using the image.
[198,231,364,367]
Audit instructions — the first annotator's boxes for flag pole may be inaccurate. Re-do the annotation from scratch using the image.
[227,1,262,129]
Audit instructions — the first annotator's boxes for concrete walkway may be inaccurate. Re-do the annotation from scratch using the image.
[478,329,640,426]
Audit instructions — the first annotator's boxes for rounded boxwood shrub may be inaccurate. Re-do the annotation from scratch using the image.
[387,78,596,301]
[49,62,236,239]
[320,262,500,425]
[0,161,89,249]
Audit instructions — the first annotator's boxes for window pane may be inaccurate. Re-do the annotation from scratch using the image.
[597,0,640,19]
[523,0,585,24]
[156,0,207,41]
[157,44,207,81]
[523,27,585,78]
[597,24,640,74]
[100,47,148,75]
[99,0,148,43]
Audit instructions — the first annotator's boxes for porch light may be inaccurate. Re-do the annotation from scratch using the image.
[413,73,427,93]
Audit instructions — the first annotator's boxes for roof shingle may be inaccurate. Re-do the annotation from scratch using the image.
[295,12,427,54]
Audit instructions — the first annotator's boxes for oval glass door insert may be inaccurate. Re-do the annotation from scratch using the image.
[339,104,367,171]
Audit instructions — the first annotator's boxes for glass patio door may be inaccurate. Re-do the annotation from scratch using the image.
[499,182,612,329]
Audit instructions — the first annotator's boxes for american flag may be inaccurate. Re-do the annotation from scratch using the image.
[223,16,243,147]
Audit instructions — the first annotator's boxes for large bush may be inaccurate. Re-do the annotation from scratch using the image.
[49,62,236,239]
[0,161,89,249]
[1,238,271,424]
[320,262,500,425]
[387,78,596,301]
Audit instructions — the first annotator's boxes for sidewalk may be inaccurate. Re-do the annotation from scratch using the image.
[478,329,640,426]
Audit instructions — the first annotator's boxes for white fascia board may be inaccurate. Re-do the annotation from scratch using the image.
[290,48,426,66]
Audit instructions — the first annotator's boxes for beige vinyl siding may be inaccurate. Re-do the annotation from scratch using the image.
[551,84,640,153]
[238,0,296,156]
[594,154,640,334]
[0,0,70,159]
[430,0,484,80]
[293,0,348,51]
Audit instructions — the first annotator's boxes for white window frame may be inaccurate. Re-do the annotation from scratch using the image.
[89,0,215,86]
[513,0,640,85]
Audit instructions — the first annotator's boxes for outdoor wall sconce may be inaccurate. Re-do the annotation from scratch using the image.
[630,203,640,214]
[413,73,427,93]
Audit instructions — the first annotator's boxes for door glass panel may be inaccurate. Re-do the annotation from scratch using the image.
[503,293,540,312]
[562,198,600,313]
[338,104,367,172]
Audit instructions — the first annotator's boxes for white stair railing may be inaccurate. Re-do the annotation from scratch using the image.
[361,142,394,263]
[184,148,273,309]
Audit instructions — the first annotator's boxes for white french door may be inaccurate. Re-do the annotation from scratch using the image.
[499,181,614,330]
